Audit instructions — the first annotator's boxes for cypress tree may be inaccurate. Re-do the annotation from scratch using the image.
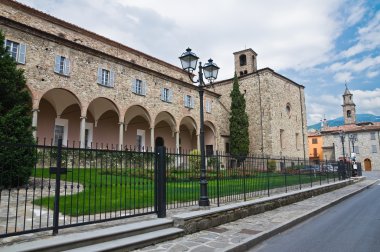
[0,30,36,187]
[229,72,249,163]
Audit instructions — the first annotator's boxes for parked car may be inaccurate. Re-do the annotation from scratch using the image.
[302,165,320,173]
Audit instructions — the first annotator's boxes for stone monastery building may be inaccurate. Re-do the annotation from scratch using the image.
[0,0,308,159]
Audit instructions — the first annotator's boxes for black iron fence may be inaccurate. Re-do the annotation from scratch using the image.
[0,141,349,238]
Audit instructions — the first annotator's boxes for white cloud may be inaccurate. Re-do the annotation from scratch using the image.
[352,89,380,115]
[340,11,380,58]
[334,71,353,83]
[329,55,380,73]
[17,0,346,79]
[366,71,379,78]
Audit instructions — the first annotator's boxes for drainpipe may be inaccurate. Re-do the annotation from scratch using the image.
[257,72,264,156]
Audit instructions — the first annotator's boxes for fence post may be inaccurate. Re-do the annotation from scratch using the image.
[283,157,287,193]
[216,151,220,207]
[52,139,62,235]
[266,157,270,197]
[156,146,166,218]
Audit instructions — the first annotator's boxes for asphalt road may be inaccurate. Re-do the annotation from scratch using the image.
[250,176,380,252]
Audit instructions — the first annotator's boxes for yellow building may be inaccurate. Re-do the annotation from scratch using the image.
[308,132,323,163]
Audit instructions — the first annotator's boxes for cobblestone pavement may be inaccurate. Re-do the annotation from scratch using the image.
[0,172,378,251]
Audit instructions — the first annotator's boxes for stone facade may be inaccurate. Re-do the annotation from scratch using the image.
[319,87,380,171]
[0,0,307,158]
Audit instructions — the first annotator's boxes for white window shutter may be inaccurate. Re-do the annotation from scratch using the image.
[132,79,137,93]
[183,95,186,106]
[97,67,102,84]
[110,70,115,87]
[64,58,70,76]
[3,39,7,49]
[160,88,164,100]
[54,55,61,73]
[168,89,173,102]
[18,43,26,64]
[190,96,194,108]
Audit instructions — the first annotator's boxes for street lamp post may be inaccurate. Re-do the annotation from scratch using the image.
[179,48,219,207]
[339,131,346,161]
[348,134,357,154]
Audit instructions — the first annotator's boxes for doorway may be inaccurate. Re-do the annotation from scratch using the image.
[155,137,164,147]
[364,158,372,171]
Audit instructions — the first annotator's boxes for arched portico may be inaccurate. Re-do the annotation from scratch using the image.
[154,111,177,150]
[204,120,217,155]
[86,97,120,148]
[37,88,81,146]
[124,105,151,150]
[179,116,198,152]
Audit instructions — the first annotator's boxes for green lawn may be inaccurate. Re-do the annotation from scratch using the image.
[33,167,337,216]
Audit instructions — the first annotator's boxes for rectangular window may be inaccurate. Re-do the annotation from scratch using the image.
[132,79,146,95]
[54,125,64,146]
[372,145,377,153]
[370,132,376,140]
[136,129,145,150]
[136,135,142,149]
[97,67,115,87]
[206,145,213,156]
[312,138,318,144]
[313,148,318,157]
[184,95,194,108]
[295,133,299,150]
[160,87,172,102]
[206,99,212,113]
[54,55,70,76]
[5,39,26,64]
[280,129,284,149]
[353,146,359,154]
[225,142,230,154]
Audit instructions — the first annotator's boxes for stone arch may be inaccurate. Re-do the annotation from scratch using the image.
[124,105,152,149]
[179,116,198,151]
[37,88,82,145]
[154,111,177,149]
[204,120,217,154]
[124,104,151,126]
[87,97,121,146]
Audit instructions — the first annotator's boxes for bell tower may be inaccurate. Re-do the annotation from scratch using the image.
[342,84,356,125]
[233,48,257,76]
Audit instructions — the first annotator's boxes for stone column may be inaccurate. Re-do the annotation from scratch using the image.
[150,127,155,150]
[79,116,86,148]
[175,131,180,153]
[119,122,124,150]
[197,134,200,151]
[32,109,39,140]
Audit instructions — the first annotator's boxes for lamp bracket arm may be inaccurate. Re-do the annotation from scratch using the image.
[187,72,200,84]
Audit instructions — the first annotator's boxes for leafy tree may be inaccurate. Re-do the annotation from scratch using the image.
[0,30,36,187]
[229,72,249,164]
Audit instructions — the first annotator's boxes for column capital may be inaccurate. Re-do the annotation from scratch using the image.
[119,122,124,125]
[32,109,40,112]
[80,116,87,120]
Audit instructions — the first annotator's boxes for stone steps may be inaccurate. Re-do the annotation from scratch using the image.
[3,218,183,252]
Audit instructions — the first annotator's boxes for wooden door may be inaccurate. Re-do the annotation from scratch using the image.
[364,159,372,171]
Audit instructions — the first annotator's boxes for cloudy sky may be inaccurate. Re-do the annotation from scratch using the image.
[17,0,380,125]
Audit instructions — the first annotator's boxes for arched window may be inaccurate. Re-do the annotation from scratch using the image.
[239,54,247,66]
[286,103,291,115]
[347,110,351,118]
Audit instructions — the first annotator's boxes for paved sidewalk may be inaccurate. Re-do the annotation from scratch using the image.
[136,178,378,252]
